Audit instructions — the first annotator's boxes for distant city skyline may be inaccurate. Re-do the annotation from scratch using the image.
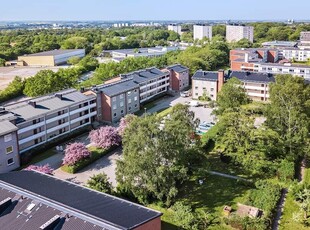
[0,0,309,21]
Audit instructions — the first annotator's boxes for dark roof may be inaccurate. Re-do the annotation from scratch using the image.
[229,71,275,83]
[0,171,161,230]
[23,49,85,57]
[97,79,139,97]
[192,70,219,82]
[166,64,188,73]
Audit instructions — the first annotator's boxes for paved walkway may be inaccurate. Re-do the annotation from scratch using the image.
[272,188,288,230]
[208,171,249,181]
[53,148,122,187]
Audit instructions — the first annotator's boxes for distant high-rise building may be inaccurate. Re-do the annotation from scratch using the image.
[226,25,254,43]
[168,24,182,35]
[193,24,212,40]
[300,31,310,44]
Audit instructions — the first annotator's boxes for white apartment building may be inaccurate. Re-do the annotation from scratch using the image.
[226,25,254,43]
[254,63,310,79]
[4,89,97,153]
[282,47,310,62]
[168,24,182,35]
[193,24,212,40]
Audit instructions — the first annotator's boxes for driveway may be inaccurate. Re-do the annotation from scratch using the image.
[53,148,122,187]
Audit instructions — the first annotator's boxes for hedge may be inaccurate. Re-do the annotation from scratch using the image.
[61,145,118,174]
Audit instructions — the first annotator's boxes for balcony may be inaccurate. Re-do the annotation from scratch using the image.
[139,77,169,90]
[18,121,45,134]
[70,104,96,115]
[18,131,45,145]
[46,122,70,134]
[70,111,97,124]
[46,113,69,124]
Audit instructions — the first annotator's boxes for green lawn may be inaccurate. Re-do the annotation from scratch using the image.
[19,148,57,169]
[150,151,253,230]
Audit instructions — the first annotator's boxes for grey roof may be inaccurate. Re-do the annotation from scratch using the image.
[0,120,18,136]
[0,171,162,230]
[22,49,85,57]
[97,79,139,97]
[260,63,310,68]
[5,89,95,122]
[192,70,219,81]
[121,67,167,83]
[262,41,298,47]
[229,71,275,83]
[166,64,188,73]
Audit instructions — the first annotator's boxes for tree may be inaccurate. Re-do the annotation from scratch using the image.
[216,77,250,115]
[63,142,91,166]
[89,126,121,149]
[0,76,25,103]
[87,173,113,194]
[181,32,194,43]
[171,202,196,229]
[117,105,198,205]
[67,56,81,65]
[24,164,54,174]
[117,114,137,137]
[0,58,5,66]
[78,56,99,71]
[266,74,310,159]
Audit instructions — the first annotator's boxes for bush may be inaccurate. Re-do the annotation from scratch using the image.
[61,146,117,174]
[277,159,295,182]
[24,164,54,175]
[89,126,121,149]
[87,172,113,194]
[0,76,25,103]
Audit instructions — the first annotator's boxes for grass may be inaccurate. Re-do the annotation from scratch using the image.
[157,107,173,118]
[19,148,57,169]
[149,148,253,230]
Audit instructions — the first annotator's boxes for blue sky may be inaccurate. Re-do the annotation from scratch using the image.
[0,0,308,21]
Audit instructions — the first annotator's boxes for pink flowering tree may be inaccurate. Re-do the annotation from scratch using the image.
[89,126,121,149]
[24,164,54,175]
[63,142,91,166]
[118,114,137,136]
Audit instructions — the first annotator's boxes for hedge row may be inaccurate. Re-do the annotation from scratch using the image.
[61,145,118,174]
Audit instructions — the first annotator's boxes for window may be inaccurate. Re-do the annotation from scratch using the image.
[113,104,117,110]
[6,146,13,154]
[210,88,214,92]
[134,89,137,93]
[112,97,116,102]
[114,113,117,117]
[195,93,198,96]
[134,96,138,101]
[210,94,214,98]
[129,107,131,111]
[120,94,123,99]
[195,86,198,89]
[135,104,138,108]
[127,91,131,96]
[4,134,12,142]
[202,87,206,90]
[128,98,132,103]
[120,101,124,107]
[121,110,124,114]
[7,158,14,166]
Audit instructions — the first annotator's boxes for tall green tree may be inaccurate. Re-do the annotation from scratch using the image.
[266,74,310,159]
[87,173,113,194]
[216,77,250,115]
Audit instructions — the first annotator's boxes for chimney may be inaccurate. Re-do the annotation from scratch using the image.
[80,87,85,93]
[28,101,36,107]
[55,93,63,100]
[217,70,225,93]
[244,53,249,62]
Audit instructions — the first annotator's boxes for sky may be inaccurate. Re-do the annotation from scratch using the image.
[0,0,309,21]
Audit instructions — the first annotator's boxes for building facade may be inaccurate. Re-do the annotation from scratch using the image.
[168,24,182,35]
[300,31,310,43]
[226,25,254,43]
[192,70,274,102]
[1,89,97,155]
[192,70,225,100]
[282,47,310,62]
[0,119,20,173]
[193,24,212,40]
[164,64,190,91]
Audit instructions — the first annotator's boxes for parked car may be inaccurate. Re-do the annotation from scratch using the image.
[180,91,191,97]
[189,100,199,107]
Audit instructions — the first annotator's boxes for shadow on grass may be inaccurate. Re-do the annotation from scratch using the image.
[162,221,181,230]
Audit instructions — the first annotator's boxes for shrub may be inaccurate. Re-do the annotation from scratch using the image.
[117,114,137,136]
[24,164,54,175]
[89,126,121,149]
[63,142,91,166]
[87,173,113,194]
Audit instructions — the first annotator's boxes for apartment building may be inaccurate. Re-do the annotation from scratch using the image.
[226,25,254,43]
[254,63,310,79]
[3,89,97,154]
[230,48,279,71]
[0,117,20,173]
[168,24,182,35]
[230,71,274,101]
[300,31,310,43]
[282,47,310,62]
[192,70,225,100]
[94,67,170,123]
[94,79,140,123]
[164,64,190,91]
[192,70,274,102]
[193,24,212,40]
[262,41,298,48]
